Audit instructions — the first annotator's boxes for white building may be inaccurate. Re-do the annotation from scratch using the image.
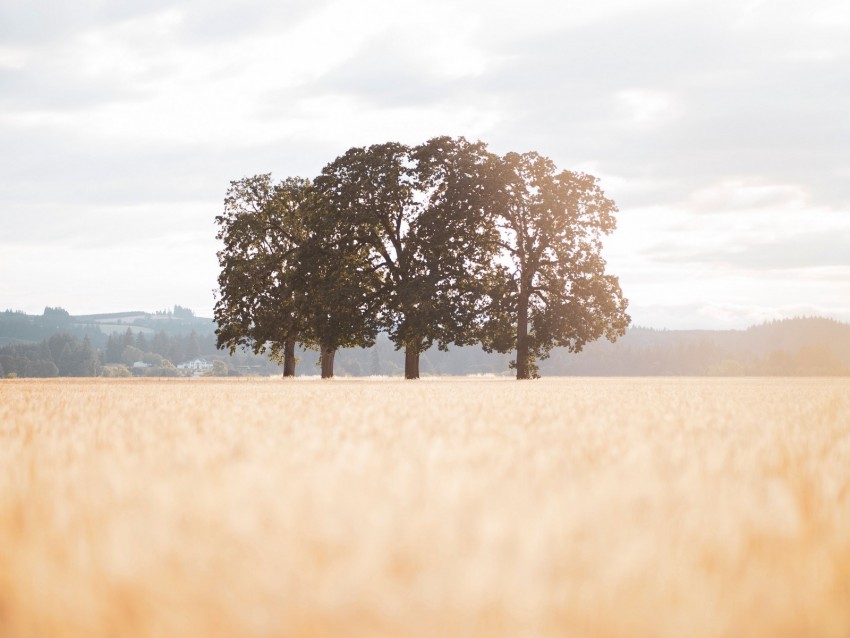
[177,358,214,371]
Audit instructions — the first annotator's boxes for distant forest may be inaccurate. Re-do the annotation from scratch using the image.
[0,307,279,378]
[1,307,848,378]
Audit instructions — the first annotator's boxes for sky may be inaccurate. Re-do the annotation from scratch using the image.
[1,0,849,329]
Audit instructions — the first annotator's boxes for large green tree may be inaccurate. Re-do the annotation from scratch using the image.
[292,224,383,378]
[215,173,379,379]
[483,152,631,379]
[214,174,311,376]
[314,137,501,379]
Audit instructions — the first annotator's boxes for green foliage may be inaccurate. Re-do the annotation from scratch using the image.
[31,360,57,377]
[0,308,104,345]
[185,331,201,360]
[214,137,632,379]
[214,175,314,367]
[121,346,145,366]
[0,333,100,377]
[146,359,180,378]
[293,227,382,354]
[314,137,502,359]
[0,315,285,378]
[205,360,230,377]
[480,151,631,378]
[42,307,71,321]
[102,364,132,378]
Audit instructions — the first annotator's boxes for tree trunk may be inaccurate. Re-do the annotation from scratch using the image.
[404,347,420,380]
[515,291,530,380]
[282,337,296,378]
[320,346,336,379]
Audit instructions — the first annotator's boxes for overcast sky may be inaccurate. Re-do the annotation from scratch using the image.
[2,0,849,329]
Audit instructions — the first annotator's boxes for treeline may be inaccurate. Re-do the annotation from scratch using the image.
[544,317,850,376]
[215,136,630,380]
[0,305,215,348]
[102,328,206,366]
[0,333,101,378]
[3,317,848,378]
[0,307,105,345]
[549,339,850,376]
[0,328,281,378]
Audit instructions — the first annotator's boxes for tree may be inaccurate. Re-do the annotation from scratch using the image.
[185,330,201,361]
[167,339,185,366]
[152,331,169,357]
[292,223,382,378]
[27,360,59,377]
[135,331,149,354]
[314,137,501,379]
[102,364,132,378]
[0,354,20,377]
[482,152,630,379]
[42,307,71,329]
[105,334,123,363]
[214,175,313,377]
[370,343,380,376]
[48,333,78,376]
[158,359,180,377]
[43,306,71,319]
[121,345,144,366]
[206,359,229,377]
[74,336,101,377]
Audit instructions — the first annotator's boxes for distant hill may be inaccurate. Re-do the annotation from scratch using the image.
[0,306,252,379]
[2,308,848,376]
[0,306,215,348]
[536,317,850,376]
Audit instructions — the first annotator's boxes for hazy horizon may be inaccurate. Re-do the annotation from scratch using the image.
[6,303,850,335]
[2,0,849,330]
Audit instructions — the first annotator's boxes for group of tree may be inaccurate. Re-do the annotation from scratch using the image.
[102,328,205,367]
[0,333,101,378]
[0,307,104,344]
[0,305,217,349]
[1,329,248,378]
[3,316,847,379]
[214,136,630,379]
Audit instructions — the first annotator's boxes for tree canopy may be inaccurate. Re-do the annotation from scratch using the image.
[481,152,630,378]
[313,137,502,378]
[214,174,312,376]
[213,138,630,379]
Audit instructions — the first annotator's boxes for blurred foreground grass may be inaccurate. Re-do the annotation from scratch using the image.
[1,377,849,637]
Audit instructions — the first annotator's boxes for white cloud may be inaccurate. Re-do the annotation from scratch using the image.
[616,89,678,126]
[0,46,28,69]
[685,179,810,214]
[1,0,850,327]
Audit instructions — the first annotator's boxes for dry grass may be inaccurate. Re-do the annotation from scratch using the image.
[1,377,849,638]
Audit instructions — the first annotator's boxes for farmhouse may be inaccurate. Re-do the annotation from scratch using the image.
[177,358,214,371]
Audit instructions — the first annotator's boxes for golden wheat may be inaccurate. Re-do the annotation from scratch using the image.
[1,377,848,637]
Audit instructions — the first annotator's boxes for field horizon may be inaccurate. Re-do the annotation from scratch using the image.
[2,377,849,637]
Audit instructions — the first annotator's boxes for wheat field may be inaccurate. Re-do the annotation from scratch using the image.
[0,377,848,637]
